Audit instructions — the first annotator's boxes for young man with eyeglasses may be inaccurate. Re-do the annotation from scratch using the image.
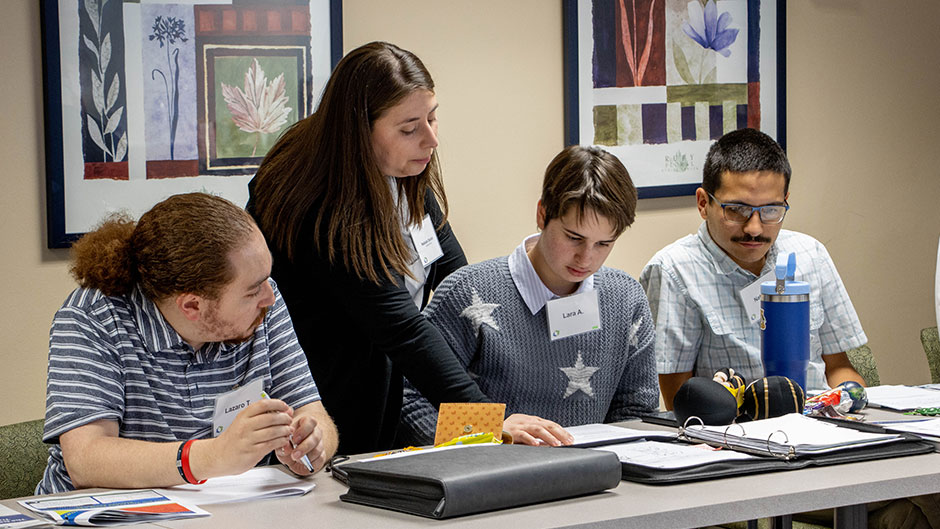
[640,128,867,408]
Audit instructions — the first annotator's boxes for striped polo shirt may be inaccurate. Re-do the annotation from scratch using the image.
[37,280,320,495]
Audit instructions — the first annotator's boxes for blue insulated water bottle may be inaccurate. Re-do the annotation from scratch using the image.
[760,253,810,391]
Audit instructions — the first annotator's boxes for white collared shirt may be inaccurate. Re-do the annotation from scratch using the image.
[507,233,595,315]
[389,177,428,309]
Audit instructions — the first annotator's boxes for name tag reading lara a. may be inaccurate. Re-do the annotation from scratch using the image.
[546,289,601,341]
[409,214,444,267]
[739,270,776,325]
[212,378,265,437]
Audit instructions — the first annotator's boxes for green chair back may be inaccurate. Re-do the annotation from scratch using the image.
[0,419,48,499]
[711,518,829,529]
[921,326,940,384]
[846,343,880,387]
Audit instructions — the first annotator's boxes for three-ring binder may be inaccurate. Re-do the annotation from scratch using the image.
[678,415,798,460]
[616,414,935,485]
[678,413,901,460]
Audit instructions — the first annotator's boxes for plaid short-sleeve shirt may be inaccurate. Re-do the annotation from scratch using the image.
[639,223,866,391]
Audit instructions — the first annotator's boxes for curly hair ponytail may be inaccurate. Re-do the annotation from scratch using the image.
[69,215,138,296]
[68,193,257,301]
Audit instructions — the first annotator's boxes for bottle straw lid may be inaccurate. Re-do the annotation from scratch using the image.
[761,252,809,295]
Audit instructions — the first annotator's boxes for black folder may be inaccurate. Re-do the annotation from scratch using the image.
[337,444,622,519]
[618,436,934,484]
[615,419,936,485]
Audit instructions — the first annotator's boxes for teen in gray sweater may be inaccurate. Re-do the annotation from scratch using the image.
[400,146,660,446]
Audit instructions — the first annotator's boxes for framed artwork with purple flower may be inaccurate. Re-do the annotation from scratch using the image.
[563,0,785,198]
[40,0,341,248]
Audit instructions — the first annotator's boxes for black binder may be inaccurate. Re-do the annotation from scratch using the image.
[614,416,936,485]
[337,444,622,519]
[617,436,935,484]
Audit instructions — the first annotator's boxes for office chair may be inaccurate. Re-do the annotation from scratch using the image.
[712,517,828,529]
[0,418,48,499]
[846,344,881,387]
[921,327,940,384]
[935,234,939,333]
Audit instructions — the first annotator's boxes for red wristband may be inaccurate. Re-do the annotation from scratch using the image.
[180,439,207,485]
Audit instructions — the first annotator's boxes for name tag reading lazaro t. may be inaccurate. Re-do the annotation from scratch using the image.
[546,289,601,341]
[212,378,264,437]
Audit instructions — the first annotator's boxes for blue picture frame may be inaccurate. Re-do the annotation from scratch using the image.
[41,0,342,248]
[563,0,786,199]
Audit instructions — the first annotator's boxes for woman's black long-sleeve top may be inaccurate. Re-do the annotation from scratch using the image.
[247,185,488,455]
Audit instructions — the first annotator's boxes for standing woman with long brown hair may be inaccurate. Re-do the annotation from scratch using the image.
[247,42,487,455]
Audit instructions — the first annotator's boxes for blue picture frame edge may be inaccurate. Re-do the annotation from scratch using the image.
[41,0,73,248]
[330,0,343,67]
[775,0,786,151]
[40,0,344,249]
[561,0,788,199]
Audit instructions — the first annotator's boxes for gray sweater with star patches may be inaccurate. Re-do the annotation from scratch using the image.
[399,256,659,446]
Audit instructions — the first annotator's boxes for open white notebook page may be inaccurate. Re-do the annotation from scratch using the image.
[594,440,757,469]
[156,466,315,506]
[685,413,899,455]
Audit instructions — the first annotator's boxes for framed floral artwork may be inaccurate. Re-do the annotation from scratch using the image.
[563,0,785,198]
[41,0,342,247]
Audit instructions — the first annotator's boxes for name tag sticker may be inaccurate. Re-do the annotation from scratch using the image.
[739,270,776,325]
[546,289,601,341]
[409,214,444,267]
[212,378,264,437]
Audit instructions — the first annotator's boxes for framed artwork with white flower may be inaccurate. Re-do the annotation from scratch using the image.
[563,0,785,198]
[40,0,341,247]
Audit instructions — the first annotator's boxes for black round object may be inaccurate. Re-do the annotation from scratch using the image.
[739,376,805,421]
[673,377,739,426]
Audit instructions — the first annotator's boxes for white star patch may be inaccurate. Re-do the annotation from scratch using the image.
[559,351,599,398]
[460,289,500,335]
[628,317,643,348]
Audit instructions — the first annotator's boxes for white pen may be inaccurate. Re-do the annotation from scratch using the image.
[870,418,933,424]
[261,391,315,472]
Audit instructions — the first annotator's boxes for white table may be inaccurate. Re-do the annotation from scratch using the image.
[6,411,938,529]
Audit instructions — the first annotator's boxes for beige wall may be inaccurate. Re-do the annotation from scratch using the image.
[2,1,938,426]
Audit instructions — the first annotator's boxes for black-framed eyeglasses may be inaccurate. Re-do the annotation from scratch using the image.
[707,192,789,224]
